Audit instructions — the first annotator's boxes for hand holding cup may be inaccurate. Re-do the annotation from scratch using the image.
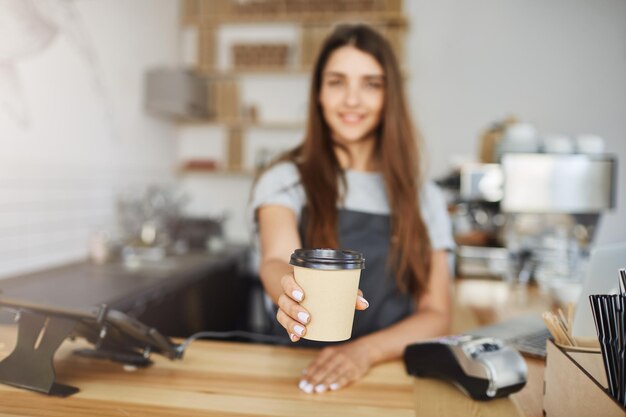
[276,249,367,342]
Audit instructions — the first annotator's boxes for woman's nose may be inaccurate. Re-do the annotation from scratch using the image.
[343,85,361,107]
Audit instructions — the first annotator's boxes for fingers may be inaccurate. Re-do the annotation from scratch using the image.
[355,291,369,310]
[277,272,309,342]
[299,352,356,394]
[312,367,343,393]
[306,355,344,390]
[300,368,353,393]
[278,293,309,325]
[298,349,332,392]
[281,272,304,302]
[327,374,351,392]
[299,350,340,394]
[277,293,310,343]
[317,367,353,393]
[276,308,306,341]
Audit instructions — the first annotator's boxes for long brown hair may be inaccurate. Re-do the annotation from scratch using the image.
[278,24,432,297]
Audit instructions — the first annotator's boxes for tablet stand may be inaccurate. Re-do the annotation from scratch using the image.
[0,310,78,397]
[0,300,175,396]
[73,346,153,367]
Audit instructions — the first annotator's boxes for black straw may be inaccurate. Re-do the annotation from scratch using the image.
[590,286,626,406]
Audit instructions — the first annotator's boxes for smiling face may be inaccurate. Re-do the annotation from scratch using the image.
[319,45,385,146]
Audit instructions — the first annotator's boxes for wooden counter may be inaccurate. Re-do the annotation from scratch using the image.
[0,278,549,417]
[0,331,414,417]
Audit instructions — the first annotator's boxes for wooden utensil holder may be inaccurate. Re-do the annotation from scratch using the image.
[544,339,626,417]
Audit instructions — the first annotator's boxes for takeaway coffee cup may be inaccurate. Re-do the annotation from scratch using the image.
[289,249,365,342]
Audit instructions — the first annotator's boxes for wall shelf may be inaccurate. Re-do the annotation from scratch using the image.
[182,9,406,26]
[199,67,311,76]
[175,119,305,129]
[181,0,406,25]
[177,167,255,177]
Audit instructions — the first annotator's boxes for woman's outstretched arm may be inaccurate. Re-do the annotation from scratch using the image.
[257,205,369,342]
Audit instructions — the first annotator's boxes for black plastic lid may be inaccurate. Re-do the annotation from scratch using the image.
[289,249,365,270]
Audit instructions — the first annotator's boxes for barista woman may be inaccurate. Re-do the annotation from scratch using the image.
[249,24,454,394]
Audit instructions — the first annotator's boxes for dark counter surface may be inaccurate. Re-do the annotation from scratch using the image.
[0,246,250,334]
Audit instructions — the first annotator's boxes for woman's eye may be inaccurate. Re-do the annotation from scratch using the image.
[326,79,343,87]
[365,81,383,89]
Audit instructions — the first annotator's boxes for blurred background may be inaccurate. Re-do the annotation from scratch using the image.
[0,0,624,309]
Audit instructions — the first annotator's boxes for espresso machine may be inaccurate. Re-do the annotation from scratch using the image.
[444,150,617,288]
[498,152,616,298]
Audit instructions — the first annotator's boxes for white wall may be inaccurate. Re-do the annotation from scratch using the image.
[406,0,626,244]
[0,0,179,278]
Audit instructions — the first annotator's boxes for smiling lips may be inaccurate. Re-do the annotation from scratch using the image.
[339,112,366,125]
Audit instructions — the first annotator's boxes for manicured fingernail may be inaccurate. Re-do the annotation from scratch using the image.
[315,384,327,393]
[297,311,309,324]
[330,383,340,391]
[303,382,314,394]
[294,324,305,336]
[292,290,304,301]
[358,295,369,308]
[290,333,297,342]
[298,380,308,391]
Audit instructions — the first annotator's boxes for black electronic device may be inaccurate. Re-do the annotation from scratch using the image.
[403,335,527,401]
[0,296,182,397]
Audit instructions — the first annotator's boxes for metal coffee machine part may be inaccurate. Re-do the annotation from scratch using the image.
[404,335,528,400]
[500,153,615,214]
[447,152,616,281]
[500,153,616,294]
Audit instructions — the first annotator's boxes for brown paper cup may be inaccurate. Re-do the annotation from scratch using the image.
[290,249,365,342]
